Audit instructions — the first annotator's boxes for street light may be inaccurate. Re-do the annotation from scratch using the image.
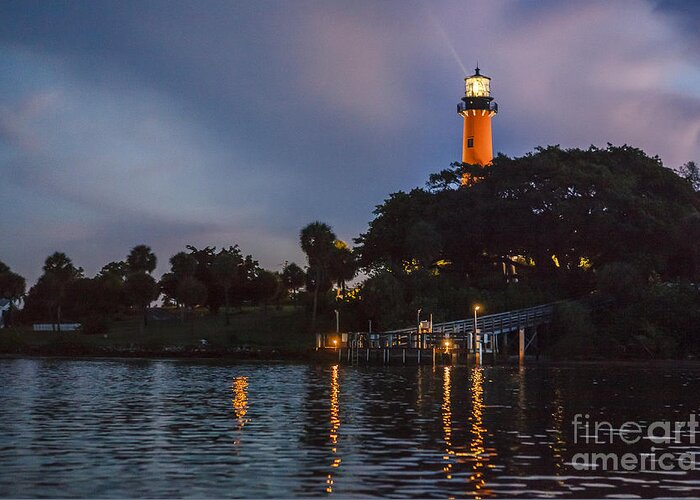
[416,308,422,349]
[334,309,340,333]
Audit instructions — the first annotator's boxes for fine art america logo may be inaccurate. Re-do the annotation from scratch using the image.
[570,413,700,471]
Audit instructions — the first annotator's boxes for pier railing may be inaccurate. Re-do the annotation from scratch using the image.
[385,302,557,337]
[318,301,560,350]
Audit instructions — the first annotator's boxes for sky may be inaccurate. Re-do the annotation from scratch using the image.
[1,0,699,284]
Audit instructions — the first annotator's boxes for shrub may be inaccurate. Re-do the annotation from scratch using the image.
[549,302,597,359]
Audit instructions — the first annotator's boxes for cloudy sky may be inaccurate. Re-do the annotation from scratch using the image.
[1,0,699,283]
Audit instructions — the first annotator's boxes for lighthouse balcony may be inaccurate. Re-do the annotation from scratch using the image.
[457,100,498,114]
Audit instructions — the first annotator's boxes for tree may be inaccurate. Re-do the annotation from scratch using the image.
[213,250,241,325]
[64,277,117,333]
[0,262,25,301]
[300,221,336,332]
[281,262,306,303]
[40,252,83,331]
[186,245,248,314]
[329,240,357,294]
[169,251,198,278]
[124,272,158,332]
[159,272,179,307]
[175,276,207,333]
[237,254,260,305]
[126,245,157,274]
[250,270,281,312]
[351,145,700,336]
[359,145,700,287]
[176,276,207,312]
[97,261,129,314]
[182,245,219,312]
[99,261,129,281]
[677,161,700,192]
[0,261,26,328]
[158,251,198,321]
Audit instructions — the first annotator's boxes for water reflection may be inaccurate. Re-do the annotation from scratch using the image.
[232,376,249,429]
[326,364,341,493]
[550,385,565,475]
[1,360,700,498]
[442,367,453,479]
[232,375,249,449]
[468,367,491,497]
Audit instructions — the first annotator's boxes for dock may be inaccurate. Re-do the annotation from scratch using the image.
[316,302,558,365]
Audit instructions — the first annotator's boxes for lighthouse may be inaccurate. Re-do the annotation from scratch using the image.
[457,66,498,185]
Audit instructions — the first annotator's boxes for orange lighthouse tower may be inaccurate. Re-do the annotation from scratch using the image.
[457,66,498,185]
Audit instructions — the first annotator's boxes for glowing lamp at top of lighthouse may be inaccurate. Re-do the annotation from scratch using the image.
[464,69,491,97]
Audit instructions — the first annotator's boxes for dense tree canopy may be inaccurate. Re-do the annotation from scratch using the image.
[22,252,84,330]
[345,145,700,335]
[358,145,700,285]
[0,261,25,302]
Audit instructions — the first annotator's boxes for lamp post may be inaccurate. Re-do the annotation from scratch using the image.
[334,309,339,333]
[416,308,422,349]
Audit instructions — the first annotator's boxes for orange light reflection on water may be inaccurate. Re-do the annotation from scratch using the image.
[231,376,249,447]
[232,376,249,426]
[326,365,341,493]
[467,367,491,498]
[442,366,453,479]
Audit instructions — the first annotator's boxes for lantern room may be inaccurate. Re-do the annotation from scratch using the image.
[464,67,491,97]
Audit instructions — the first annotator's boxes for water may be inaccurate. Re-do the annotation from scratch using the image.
[1,358,700,498]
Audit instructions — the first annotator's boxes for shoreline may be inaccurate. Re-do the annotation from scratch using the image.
[0,346,329,362]
[2,349,700,367]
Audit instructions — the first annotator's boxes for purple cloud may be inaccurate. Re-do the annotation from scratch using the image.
[0,0,698,284]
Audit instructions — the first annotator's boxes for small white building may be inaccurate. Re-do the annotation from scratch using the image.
[32,323,81,332]
[0,299,11,328]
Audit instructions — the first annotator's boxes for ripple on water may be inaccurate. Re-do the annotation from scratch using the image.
[2,360,700,497]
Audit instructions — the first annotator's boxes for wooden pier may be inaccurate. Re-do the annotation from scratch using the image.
[333,346,503,366]
[316,302,558,365]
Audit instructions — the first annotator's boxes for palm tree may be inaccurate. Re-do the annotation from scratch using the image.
[42,252,83,331]
[126,245,157,274]
[329,240,357,294]
[300,222,336,332]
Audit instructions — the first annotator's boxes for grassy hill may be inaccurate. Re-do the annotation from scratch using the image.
[0,306,319,357]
